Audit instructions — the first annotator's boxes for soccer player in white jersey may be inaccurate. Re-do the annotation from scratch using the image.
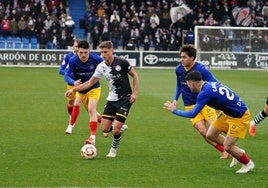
[65,41,139,158]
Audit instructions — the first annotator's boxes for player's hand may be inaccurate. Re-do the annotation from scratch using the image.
[129,93,137,103]
[74,79,82,86]
[163,101,176,112]
[172,100,177,107]
[65,89,74,97]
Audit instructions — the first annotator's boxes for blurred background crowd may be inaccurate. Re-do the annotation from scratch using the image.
[1,0,268,50]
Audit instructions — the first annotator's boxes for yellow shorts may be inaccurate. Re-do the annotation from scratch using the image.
[212,110,251,139]
[185,105,217,126]
[66,85,76,101]
[76,87,101,109]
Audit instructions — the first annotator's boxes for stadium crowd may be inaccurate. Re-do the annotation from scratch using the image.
[1,0,268,50]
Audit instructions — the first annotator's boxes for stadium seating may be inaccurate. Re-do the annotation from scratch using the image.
[22,38,30,49]
[6,37,14,49]
[14,37,22,49]
[0,41,5,48]
[0,36,5,48]
[68,0,86,39]
[31,37,38,49]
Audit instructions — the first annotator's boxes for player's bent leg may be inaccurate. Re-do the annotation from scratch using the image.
[101,118,113,138]
[195,121,229,158]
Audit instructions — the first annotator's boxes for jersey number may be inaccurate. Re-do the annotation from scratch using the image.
[219,86,234,100]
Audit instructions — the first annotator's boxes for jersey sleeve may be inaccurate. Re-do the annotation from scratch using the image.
[59,58,67,75]
[64,60,75,85]
[172,103,204,118]
[173,67,181,101]
[59,52,72,76]
[172,83,210,118]
[93,63,104,79]
[200,66,219,82]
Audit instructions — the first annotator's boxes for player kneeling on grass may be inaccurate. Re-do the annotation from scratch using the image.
[249,96,268,137]
[164,71,255,174]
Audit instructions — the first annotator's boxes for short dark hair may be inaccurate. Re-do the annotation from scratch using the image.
[180,44,197,60]
[185,71,202,81]
[78,40,89,49]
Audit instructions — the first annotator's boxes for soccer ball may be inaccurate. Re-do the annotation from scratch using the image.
[80,144,97,160]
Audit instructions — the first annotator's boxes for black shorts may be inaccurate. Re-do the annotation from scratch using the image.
[102,96,132,123]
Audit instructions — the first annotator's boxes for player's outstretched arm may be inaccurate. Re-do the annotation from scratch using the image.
[64,77,100,98]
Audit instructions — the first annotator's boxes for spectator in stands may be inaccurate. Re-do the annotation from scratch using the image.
[67,32,76,49]
[121,22,131,50]
[0,2,5,17]
[97,5,106,18]
[10,9,19,21]
[222,19,235,51]
[149,13,160,45]
[169,33,181,51]
[24,3,32,17]
[111,25,120,49]
[143,34,150,51]
[1,15,11,38]
[130,13,140,29]
[4,4,11,18]
[10,17,19,38]
[139,17,149,46]
[38,29,49,49]
[58,28,69,49]
[130,25,140,50]
[84,6,95,20]
[185,10,197,31]
[119,3,128,19]
[92,25,101,50]
[65,16,75,33]
[85,15,94,46]
[101,22,110,41]
[56,2,67,18]
[34,17,45,36]
[160,3,171,30]
[145,5,155,18]
[110,16,120,32]
[38,6,48,22]
[18,16,27,39]
[50,12,58,24]
[49,28,59,49]
[47,0,60,13]
[262,1,268,20]
[161,28,170,51]
[44,15,53,34]
[109,10,120,23]
[126,39,135,50]
[201,34,211,51]
[27,15,36,40]
[154,31,161,51]
[58,15,66,28]
[185,28,194,44]
[154,1,163,19]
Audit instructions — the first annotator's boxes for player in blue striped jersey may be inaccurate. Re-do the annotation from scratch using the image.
[172,44,229,159]
[58,39,80,133]
[164,71,255,173]
[64,40,103,145]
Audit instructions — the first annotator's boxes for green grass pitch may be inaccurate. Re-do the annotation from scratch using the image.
[0,67,267,187]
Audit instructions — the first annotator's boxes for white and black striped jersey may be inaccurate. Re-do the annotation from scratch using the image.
[93,56,133,101]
